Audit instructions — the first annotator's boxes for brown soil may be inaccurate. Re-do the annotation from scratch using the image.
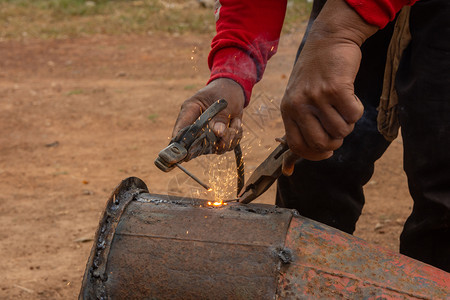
[0,29,412,299]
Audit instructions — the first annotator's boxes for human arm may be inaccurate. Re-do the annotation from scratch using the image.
[280,0,418,168]
[172,0,287,154]
[280,0,377,162]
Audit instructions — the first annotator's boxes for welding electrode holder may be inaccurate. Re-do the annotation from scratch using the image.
[155,99,245,195]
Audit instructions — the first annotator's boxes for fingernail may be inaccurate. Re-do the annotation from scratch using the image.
[214,122,226,137]
[236,119,242,128]
[282,166,294,177]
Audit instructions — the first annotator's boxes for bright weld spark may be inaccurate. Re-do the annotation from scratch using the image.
[202,126,258,207]
[205,152,239,207]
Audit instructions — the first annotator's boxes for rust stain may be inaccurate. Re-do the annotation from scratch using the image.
[277,216,450,299]
[80,177,450,299]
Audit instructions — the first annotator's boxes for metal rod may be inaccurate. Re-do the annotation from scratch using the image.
[223,198,239,203]
[175,163,211,191]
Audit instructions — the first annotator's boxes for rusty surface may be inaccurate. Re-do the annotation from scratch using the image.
[277,216,450,299]
[106,194,293,299]
[79,177,148,300]
[80,177,450,299]
[80,183,294,299]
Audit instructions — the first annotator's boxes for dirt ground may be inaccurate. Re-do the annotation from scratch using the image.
[0,28,412,298]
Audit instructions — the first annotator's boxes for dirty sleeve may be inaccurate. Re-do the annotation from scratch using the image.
[207,0,287,106]
[207,0,419,106]
[345,0,419,28]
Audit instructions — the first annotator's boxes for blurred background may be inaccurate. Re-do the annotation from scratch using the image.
[0,1,410,299]
[0,0,311,39]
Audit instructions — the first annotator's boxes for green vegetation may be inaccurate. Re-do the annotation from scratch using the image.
[66,88,84,95]
[0,0,311,39]
[183,84,197,90]
[147,113,158,122]
[284,0,313,33]
[52,171,69,176]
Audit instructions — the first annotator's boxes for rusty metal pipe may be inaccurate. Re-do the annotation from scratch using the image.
[80,177,449,299]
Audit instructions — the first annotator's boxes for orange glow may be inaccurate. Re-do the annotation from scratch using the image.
[206,200,224,207]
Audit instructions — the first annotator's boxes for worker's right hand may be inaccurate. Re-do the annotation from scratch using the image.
[280,0,378,163]
[172,78,245,155]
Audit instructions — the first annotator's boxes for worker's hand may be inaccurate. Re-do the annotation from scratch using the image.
[172,78,245,155]
[280,0,378,161]
[281,36,363,161]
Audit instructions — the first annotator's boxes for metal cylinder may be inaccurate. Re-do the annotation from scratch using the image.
[80,177,449,299]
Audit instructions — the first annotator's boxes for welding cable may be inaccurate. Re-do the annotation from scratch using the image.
[234,144,245,196]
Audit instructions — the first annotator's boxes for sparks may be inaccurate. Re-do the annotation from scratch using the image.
[206,152,237,203]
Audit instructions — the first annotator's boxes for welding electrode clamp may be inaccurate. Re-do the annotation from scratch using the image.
[155,98,296,203]
[154,99,245,195]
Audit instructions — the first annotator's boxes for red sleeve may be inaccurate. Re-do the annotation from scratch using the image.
[207,0,287,106]
[345,0,419,28]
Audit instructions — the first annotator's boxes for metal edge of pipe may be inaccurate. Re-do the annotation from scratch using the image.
[79,177,296,299]
[79,177,149,300]
[79,177,450,299]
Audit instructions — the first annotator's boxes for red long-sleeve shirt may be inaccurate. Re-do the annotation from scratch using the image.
[207,0,418,105]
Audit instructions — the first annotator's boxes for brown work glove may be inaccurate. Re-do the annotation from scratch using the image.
[280,0,378,174]
[172,78,245,156]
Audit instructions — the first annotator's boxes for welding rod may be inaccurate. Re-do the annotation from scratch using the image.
[175,163,212,191]
[223,199,239,203]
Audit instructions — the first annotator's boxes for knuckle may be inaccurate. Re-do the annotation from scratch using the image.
[311,137,342,152]
[333,125,352,139]
[311,140,328,152]
[280,99,291,116]
[346,115,360,125]
[343,101,364,123]
[179,99,195,112]
[346,108,363,123]
[287,141,303,157]
[236,126,243,136]
[329,138,344,150]
[304,83,337,100]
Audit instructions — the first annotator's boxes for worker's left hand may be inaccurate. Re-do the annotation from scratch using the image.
[172,78,245,156]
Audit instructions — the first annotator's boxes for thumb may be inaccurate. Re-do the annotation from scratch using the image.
[282,150,300,176]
